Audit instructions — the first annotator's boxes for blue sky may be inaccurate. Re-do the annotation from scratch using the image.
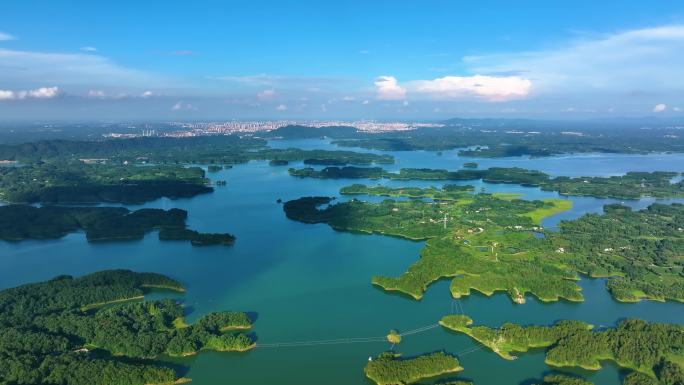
[1,0,683,120]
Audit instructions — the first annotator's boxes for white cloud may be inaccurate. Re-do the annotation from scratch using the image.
[409,75,531,101]
[80,46,97,52]
[653,103,667,112]
[673,106,682,112]
[0,90,14,101]
[0,86,59,101]
[257,89,275,100]
[141,90,154,98]
[342,96,356,101]
[171,101,196,111]
[29,87,59,98]
[0,32,15,41]
[402,100,409,106]
[87,90,106,98]
[374,76,406,100]
[564,107,576,112]
[464,25,684,96]
[362,100,370,105]
[276,104,288,111]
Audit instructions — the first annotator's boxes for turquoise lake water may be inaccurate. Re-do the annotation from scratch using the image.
[0,139,683,385]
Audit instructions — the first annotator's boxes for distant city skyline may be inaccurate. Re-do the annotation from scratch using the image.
[1,0,684,120]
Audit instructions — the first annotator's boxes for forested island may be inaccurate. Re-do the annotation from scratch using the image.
[289,166,684,200]
[0,135,393,165]
[0,205,235,246]
[327,120,684,157]
[0,270,255,385]
[0,162,213,204]
[283,193,684,303]
[364,351,463,385]
[440,315,683,385]
[340,184,474,200]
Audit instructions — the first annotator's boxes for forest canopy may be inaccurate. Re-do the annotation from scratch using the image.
[0,270,255,385]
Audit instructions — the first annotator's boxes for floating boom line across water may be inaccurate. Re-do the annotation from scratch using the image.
[255,323,440,349]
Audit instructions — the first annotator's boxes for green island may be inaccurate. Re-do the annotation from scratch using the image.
[340,184,474,200]
[0,270,255,385]
[269,159,289,166]
[0,135,393,165]
[439,315,684,384]
[532,375,594,385]
[289,166,684,200]
[0,162,213,204]
[386,329,402,345]
[436,374,593,385]
[283,191,684,303]
[0,205,236,246]
[364,351,463,385]
[550,203,684,302]
[462,162,478,169]
[328,121,684,157]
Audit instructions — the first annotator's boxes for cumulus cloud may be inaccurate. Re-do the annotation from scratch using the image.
[141,90,154,98]
[374,76,406,100]
[410,75,531,101]
[276,104,288,111]
[80,46,97,52]
[0,32,15,41]
[653,103,667,112]
[257,89,275,100]
[0,86,59,101]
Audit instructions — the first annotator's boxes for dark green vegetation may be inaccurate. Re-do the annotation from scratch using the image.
[269,159,289,166]
[534,375,594,385]
[0,135,393,165]
[283,192,684,303]
[440,315,684,384]
[289,166,684,200]
[290,166,385,179]
[0,205,235,246]
[328,120,684,157]
[340,184,474,200]
[550,203,684,302]
[283,194,578,303]
[462,162,478,169]
[0,270,255,385]
[364,352,462,385]
[0,135,393,205]
[0,162,213,204]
